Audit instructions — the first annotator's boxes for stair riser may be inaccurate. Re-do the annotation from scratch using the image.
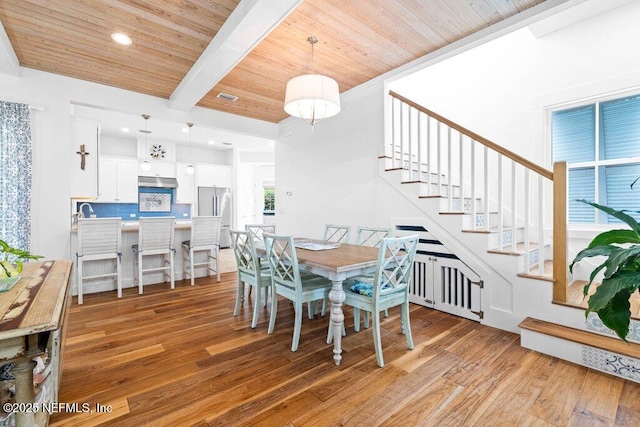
[488,228,525,248]
[416,182,461,198]
[400,168,444,183]
[438,197,483,213]
[521,329,640,384]
[461,212,499,229]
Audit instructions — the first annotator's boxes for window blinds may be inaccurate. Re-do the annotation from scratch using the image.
[601,95,640,160]
[552,105,595,164]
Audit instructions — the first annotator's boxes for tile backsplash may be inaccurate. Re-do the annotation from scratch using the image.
[75,201,190,221]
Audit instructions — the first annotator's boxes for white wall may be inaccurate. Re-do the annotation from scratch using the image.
[391,1,640,170]
[390,0,640,279]
[0,68,277,260]
[276,83,424,239]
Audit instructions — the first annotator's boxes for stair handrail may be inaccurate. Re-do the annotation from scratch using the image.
[388,90,568,302]
[389,90,553,180]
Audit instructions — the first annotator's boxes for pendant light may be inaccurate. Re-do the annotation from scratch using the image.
[284,36,340,129]
[140,114,151,171]
[186,122,195,175]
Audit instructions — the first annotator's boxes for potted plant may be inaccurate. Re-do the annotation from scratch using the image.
[0,239,42,279]
[569,200,640,341]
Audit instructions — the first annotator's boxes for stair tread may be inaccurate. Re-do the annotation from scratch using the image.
[462,225,524,233]
[519,317,640,359]
[488,242,541,256]
[562,280,640,319]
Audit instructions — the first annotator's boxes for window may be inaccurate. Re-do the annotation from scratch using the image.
[552,94,640,224]
[263,186,275,215]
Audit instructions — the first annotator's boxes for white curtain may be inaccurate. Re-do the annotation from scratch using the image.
[0,100,32,251]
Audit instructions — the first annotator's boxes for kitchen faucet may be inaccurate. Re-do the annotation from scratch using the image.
[79,203,95,218]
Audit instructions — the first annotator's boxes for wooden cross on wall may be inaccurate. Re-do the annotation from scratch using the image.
[76,144,90,170]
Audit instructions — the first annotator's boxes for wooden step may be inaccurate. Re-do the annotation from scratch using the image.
[558,280,640,319]
[517,259,554,282]
[488,242,540,256]
[519,317,640,359]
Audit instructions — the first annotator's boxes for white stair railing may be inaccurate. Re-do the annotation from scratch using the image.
[388,91,566,286]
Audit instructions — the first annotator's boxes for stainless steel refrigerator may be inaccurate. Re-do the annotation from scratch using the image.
[197,186,232,248]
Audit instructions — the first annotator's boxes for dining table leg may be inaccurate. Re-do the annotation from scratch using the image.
[328,279,346,365]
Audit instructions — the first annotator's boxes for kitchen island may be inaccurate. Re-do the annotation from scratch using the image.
[69,220,220,298]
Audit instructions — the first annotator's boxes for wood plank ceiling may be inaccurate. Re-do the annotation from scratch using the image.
[0,0,545,123]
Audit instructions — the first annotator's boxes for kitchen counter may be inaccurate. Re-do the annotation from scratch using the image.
[71,219,192,233]
[69,220,204,297]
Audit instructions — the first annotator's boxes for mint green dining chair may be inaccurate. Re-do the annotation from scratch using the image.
[323,224,352,243]
[355,226,392,326]
[338,234,419,367]
[264,234,333,352]
[230,230,270,328]
[356,226,391,247]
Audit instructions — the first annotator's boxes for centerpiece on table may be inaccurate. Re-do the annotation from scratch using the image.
[0,239,42,292]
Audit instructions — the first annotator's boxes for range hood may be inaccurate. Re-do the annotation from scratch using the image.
[138,176,179,188]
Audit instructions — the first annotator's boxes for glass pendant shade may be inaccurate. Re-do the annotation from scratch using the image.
[284,74,340,125]
[141,159,151,171]
[186,163,195,175]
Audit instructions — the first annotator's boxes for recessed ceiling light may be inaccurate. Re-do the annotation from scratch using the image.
[111,32,132,46]
[208,140,215,145]
[121,127,129,133]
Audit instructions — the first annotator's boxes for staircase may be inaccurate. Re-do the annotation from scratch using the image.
[383,90,640,383]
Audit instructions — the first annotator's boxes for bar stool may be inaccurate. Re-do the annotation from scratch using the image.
[132,217,175,294]
[75,218,122,304]
[182,216,221,286]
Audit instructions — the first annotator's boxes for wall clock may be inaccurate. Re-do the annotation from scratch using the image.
[150,144,166,159]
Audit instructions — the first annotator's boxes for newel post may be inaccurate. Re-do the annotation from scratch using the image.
[552,161,568,302]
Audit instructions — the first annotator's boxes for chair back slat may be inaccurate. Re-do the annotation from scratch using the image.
[191,216,222,248]
[356,226,391,248]
[263,234,301,292]
[230,230,260,276]
[323,224,351,243]
[77,218,122,255]
[245,224,276,242]
[138,217,175,250]
[374,235,419,298]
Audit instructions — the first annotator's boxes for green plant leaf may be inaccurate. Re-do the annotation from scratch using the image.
[577,199,640,233]
[602,246,640,279]
[593,288,633,341]
[586,270,640,312]
[588,229,640,248]
[570,245,617,273]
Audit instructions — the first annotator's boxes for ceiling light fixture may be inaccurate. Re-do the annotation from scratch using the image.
[186,123,195,175]
[140,114,151,172]
[284,36,340,130]
[111,32,132,46]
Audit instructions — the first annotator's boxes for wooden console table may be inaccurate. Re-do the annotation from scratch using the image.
[0,260,72,427]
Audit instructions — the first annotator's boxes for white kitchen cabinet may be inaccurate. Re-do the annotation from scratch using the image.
[197,164,231,188]
[98,157,139,202]
[175,163,195,204]
[70,118,99,198]
[139,161,176,178]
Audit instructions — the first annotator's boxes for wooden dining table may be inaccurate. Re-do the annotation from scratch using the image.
[288,240,379,365]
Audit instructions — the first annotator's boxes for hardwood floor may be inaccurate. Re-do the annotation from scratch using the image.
[51,273,640,426]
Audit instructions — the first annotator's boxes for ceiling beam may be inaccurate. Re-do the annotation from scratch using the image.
[0,21,20,77]
[169,0,301,112]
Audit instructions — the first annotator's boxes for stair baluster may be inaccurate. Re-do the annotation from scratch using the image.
[387,90,567,297]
